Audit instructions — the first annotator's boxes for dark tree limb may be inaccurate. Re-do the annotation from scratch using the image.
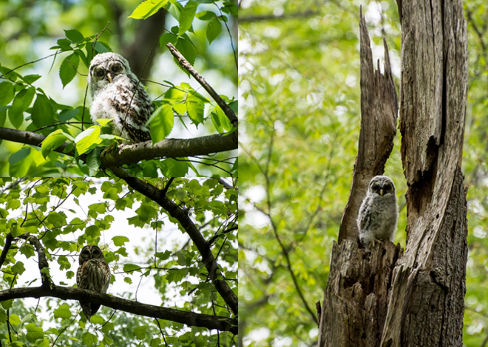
[166,43,238,127]
[0,127,237,165]
[18,234,53,288]
[109,169,238,315]
[0,286,237,334]
[101,131,237,167]
[338,8,398,243]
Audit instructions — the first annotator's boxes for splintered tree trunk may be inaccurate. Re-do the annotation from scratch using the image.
[318,1,467,346]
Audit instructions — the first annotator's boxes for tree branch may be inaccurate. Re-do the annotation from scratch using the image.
[110,170,238,315]
[0,127,237,165]
[101,132,237,167]
[239,10,319,23]
[0,286,237,334]
[166,43,238,127]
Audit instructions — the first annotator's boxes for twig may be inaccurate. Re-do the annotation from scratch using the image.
[166,43,237,127]
[155,318,169,346]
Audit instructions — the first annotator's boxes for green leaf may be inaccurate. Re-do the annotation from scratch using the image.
[206,17,222,44]
[211,106,232,133]
[159,32,177,47]
[0,107,6,127]
[179,0,198,35]
[64,29,84,43]
[134,325,148,339]
[123,263,141,273]
[21,74,41,84]
[175,36,196,65]
[75,126,102,155]
[0,82,15,106]
[54,303,72,319]
[25,323,44,342]
[112,236,129,246]
[11,87,35,115]
[129,0,168,19]
[57,38,72,51]
[11,261,25,274]
[160,158,189,177]
[93,41,111,53]
[9,147,31,165]
[31,94,55,128]
[41,129,68,158]
[148,103,174,142]
[196,10,216,20]
[82,332,97,346]
[59,53,79,87]
[186,94,205,125]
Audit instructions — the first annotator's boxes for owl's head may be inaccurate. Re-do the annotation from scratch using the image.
[368,175,395,197]
[79,245,106,264]
[88,52,131,95]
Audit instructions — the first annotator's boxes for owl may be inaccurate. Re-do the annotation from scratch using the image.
[88,52,153,142]
[357,175,398,250]
[76,245,111,319]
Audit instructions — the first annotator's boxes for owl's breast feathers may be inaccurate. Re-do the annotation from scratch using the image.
[77,258,110,293]
[90,74,153,142]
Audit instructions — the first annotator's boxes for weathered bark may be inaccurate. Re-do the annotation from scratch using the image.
[319,1,468,346]
[381,0,468,344]
[338,10,398,243]
[318,9,398,346]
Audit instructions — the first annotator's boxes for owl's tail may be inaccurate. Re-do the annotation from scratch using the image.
[80,301,101,320]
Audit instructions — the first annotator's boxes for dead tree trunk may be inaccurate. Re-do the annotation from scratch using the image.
[318,1,468,346]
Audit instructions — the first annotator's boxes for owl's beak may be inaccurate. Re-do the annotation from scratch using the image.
[107,73,113,83]
[379,188,384,196]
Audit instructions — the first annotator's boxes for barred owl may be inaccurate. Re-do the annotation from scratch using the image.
[357,175,398,250]
[76,245,111,319]
[88,52,153,142]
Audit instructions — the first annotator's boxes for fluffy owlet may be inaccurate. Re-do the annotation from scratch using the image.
[88,52,153,142]
[357,175,398,249]
[76,245,111,319]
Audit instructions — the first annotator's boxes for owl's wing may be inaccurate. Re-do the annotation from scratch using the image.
[358,197,373,232]
[111,75,154,142]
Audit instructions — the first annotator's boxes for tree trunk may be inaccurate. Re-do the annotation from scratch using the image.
[318,1,468,346]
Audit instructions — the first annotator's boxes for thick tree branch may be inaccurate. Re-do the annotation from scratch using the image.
[18,234,53,288]
[0,286,237,334]
[166,43,238,127]
[0,127,236,165]
[101,131,237,167]
[111,171,238,315]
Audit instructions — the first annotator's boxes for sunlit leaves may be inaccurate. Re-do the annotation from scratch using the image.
[112,236,129,246]
[128,0,169,19]
[74,126,102,155]
[41,129,68,158]
[206,17,222,44]
[64,29,84,43]
[54,304,72,319]
[178,0,198,35]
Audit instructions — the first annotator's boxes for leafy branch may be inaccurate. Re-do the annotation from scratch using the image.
[110,167,238,315]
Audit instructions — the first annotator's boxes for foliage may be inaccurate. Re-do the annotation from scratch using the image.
[0,177,237,346]
[0,0,237,177]
[239,0,487,346]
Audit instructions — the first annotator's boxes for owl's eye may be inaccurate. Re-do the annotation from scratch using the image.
[94,68,105,78]
[93,248,101,255]
[110,63,122,73]
[372,183,380,191]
